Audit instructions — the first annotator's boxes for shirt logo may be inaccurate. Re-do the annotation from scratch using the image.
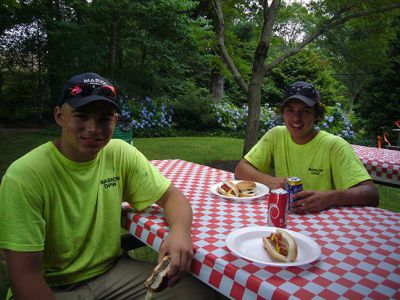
[100,176,120,189]
[308,168,323,176]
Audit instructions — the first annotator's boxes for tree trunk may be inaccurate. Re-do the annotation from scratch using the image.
[117,23,123,75]
[243,74,263,156]
[210,68,224,103]
[46,0,62,106]
[348,93,355,112]
[0,72,3,106]
[109,21,118,76]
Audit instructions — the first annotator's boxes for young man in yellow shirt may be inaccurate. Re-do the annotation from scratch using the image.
[0,73,217,299]
[235,81,379,213]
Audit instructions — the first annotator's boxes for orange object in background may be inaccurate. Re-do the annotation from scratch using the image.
[383,132,391,146]
[377,135,382,148]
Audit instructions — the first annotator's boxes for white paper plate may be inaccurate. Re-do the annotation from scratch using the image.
[226,226,321,267]
[210,180,269,203]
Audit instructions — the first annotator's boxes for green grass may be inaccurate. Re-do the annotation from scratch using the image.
[133,136,243,163]
[0,129,399,298]
[0,130,57,177]
[376,184,400,212]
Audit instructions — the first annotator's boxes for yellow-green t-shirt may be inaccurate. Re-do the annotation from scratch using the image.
[244,126,371,190]
[0,139,170,286]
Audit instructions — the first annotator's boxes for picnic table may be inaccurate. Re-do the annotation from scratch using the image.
[352,144,400,186]
[123,159,400,300]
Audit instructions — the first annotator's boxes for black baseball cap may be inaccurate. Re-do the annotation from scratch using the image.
[59,72,120,111]
[283,81,321,107]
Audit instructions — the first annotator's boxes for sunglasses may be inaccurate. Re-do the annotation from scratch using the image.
[65,84,117,101]
[284,85,319,100]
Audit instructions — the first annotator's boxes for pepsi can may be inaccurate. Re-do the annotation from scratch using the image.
[285,176,303,212]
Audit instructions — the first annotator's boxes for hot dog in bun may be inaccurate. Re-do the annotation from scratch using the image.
[262,229,298,262]
[144,255,171,297]
[217,181,239,197]
[236,180,257,197]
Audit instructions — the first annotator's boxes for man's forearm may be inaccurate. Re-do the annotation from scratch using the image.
[163,195,193,234]
[235,159,284,189]
[10,272,55,300]
[157,184,193,233]
[6,250,55,300]
[327,181,379,208]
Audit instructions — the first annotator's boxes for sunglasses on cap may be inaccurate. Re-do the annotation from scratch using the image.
[63,83,117,102]
[284,85,319,101]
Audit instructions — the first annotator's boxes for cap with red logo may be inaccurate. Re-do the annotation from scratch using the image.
[59,72,120,111]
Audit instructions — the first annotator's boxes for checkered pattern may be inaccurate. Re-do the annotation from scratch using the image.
[123,159,400,300]
[352,145,400,186]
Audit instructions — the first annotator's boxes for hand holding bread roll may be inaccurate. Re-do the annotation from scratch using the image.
[144,256,171,299]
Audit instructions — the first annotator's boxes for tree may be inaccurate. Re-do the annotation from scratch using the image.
[1,0,209,120]
[0,20,48,122]
[322,13,396,112]
[357,16,400,137]
[212,0,400,155]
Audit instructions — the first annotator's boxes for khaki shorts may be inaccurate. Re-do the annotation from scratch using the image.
[6,256,220,300]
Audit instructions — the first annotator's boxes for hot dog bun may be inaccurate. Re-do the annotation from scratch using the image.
[144,256,171,293]
[217,180,240,197]
[262,229,298,262]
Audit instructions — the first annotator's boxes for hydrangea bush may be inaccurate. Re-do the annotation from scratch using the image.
[213,102,281,133]
[120,96,174,137]
[119,97,358,142]
[213,101,358,142]
[318,103,357,140]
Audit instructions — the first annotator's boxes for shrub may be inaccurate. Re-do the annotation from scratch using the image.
[121,96,174,137]
[171,93,216,131]
[318,103,357,141]
[120,96,363,144]
[213,102,281,135]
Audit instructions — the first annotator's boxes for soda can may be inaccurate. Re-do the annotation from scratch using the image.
[267,188,289,228]
[285,176,303,212]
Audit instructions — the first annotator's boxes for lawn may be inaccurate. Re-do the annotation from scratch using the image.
[0,129,399,298]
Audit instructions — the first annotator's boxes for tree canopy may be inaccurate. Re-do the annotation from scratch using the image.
[1,0,399,152]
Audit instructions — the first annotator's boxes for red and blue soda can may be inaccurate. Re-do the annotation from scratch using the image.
[285,176,303,212]
[267,188,289,228]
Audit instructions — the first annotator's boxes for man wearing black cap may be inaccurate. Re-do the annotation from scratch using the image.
[235,81,379,213]
[0,73,218,299]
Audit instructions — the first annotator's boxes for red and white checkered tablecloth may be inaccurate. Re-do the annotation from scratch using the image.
[124,159,400,300]
[352,144,400,186]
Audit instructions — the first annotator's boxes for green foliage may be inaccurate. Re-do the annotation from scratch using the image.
[319,103,357,140]
[122,95,362,143]
[1,0,399,142]
[0,71,52,122]
[120,96,173,138]
[170,81,216,131]
[268,49,347,107]
[213,102,281,135]
[356,17,400,135]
